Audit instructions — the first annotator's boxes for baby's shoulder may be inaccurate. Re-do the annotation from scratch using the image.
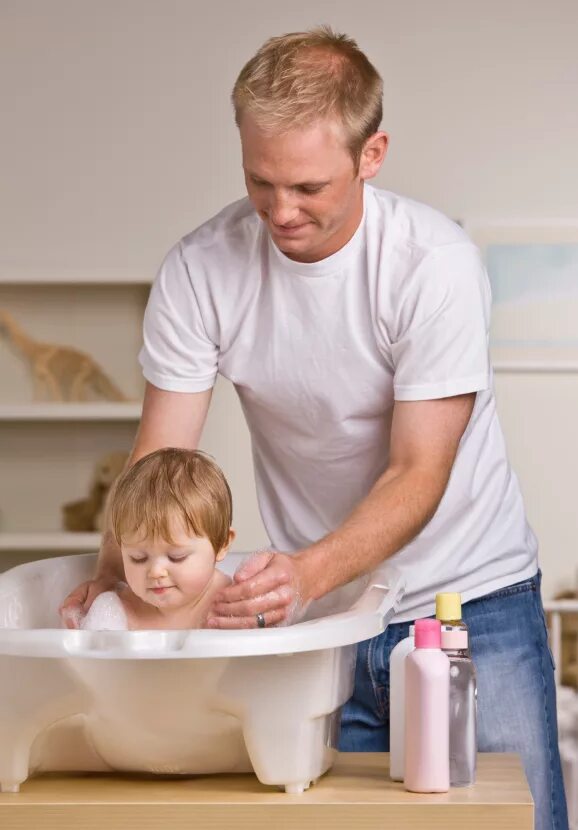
[214,570,232,591]
[81,590,128,631]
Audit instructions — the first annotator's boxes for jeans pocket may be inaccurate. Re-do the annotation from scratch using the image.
[534,596,557,673]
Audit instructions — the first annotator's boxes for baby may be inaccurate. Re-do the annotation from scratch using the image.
[80,447,235,631]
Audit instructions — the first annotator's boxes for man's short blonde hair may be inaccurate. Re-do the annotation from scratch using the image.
[232,25,383,167]
[111,448,232,553]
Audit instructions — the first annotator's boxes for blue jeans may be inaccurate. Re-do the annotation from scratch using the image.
[340,571,569,830]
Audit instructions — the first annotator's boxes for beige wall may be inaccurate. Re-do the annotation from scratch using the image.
[1,0,577,597]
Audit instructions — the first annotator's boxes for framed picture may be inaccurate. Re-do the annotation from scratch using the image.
[465,222,578,372]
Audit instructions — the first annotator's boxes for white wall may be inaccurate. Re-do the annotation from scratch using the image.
[1,0,577,597]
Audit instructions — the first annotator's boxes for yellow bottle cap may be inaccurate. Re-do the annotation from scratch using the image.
[436,592,462,621]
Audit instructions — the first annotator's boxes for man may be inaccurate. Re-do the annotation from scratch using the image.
[61,27,568,829]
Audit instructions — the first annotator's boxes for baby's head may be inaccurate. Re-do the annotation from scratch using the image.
[110,448,235,609]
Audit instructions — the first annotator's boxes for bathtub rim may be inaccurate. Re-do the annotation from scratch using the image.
[0,555,405,659]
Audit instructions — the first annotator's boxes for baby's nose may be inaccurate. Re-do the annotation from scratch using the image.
[148,561,169,579]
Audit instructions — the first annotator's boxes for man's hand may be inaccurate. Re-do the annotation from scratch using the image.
[207,551,311,629]
[58,573,119,629]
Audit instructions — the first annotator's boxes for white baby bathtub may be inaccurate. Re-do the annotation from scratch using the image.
[0,552,404,794]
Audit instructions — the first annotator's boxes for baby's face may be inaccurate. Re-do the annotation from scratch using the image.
[121,523,222,611]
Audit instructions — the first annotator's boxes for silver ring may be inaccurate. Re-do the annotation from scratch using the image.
[256,612,266,629]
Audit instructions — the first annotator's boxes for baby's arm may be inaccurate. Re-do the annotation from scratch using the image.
[79,590,128,631]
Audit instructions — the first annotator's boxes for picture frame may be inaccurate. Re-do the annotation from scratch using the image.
[464,221,578,373]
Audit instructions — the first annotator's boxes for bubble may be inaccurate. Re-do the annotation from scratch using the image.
[80,592,128,630]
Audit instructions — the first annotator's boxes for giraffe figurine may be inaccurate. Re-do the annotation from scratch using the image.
[0,309,128,402]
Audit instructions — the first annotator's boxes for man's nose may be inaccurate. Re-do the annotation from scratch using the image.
[268,191,299,226]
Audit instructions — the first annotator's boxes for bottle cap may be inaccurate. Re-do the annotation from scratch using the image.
[436,592,462,621]
[441,626,468,650]
[414,618,441,649]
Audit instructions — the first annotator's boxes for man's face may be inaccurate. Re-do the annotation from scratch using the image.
[240,115,364,263]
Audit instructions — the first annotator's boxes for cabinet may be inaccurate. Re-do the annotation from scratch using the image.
[0,753,534,829]
[0,270,149,572]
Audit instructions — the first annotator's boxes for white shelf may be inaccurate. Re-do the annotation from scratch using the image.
[0,532,101,552]
[493,362,578,374]
[0,266,152,285]
[0,403,142,421]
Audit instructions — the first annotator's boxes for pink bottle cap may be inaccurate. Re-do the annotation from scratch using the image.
[414,618,442,649]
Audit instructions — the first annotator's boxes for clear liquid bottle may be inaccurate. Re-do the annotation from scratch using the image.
[436,593,476,786]
[436,592,469,651]
[441,625,477,786]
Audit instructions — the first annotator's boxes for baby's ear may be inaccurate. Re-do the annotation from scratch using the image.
[215,529,236,561]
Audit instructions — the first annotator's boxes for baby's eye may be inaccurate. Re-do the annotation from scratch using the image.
[129,556,147,564]
[169,555,189,563]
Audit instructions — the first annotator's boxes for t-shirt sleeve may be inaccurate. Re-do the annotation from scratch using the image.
[138,242,219,393]
[391,243,491,401]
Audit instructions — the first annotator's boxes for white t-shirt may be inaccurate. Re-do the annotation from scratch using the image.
[139,185,538,621]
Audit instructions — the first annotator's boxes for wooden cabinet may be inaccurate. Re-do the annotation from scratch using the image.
[0,753,533,830]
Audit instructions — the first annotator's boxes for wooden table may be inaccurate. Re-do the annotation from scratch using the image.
[0,752,533,830]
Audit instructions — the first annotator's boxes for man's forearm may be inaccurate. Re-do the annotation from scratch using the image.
[295,464,448,601]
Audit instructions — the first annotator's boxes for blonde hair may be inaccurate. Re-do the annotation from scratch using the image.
[232,25,383,167]
[111,448,232,553]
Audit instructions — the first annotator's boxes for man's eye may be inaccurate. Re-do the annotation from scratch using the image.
[299,186,324,195]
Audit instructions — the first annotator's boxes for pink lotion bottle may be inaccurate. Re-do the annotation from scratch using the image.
[404,618,450,793]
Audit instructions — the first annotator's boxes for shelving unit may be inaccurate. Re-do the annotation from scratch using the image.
[0,403,142,421]
[0,273,150,570]
[0,532,100,552]
[0,267,152,286]
[0,402,141,421]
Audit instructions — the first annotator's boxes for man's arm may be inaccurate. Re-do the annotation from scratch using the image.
[60,382,212,625]
[297,392,475,598]
[209,392,475,627]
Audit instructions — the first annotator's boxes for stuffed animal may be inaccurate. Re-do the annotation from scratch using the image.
[0,309,128,402]
[62,451,129,532]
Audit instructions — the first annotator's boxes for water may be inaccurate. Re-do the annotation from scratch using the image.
[447,652,477,786]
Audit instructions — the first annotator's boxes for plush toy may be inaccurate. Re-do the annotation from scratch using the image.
[62,451,129,532]
[0,309,128,402]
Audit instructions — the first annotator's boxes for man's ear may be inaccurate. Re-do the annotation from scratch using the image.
[358,131,389,181]
[216,529,236,561]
